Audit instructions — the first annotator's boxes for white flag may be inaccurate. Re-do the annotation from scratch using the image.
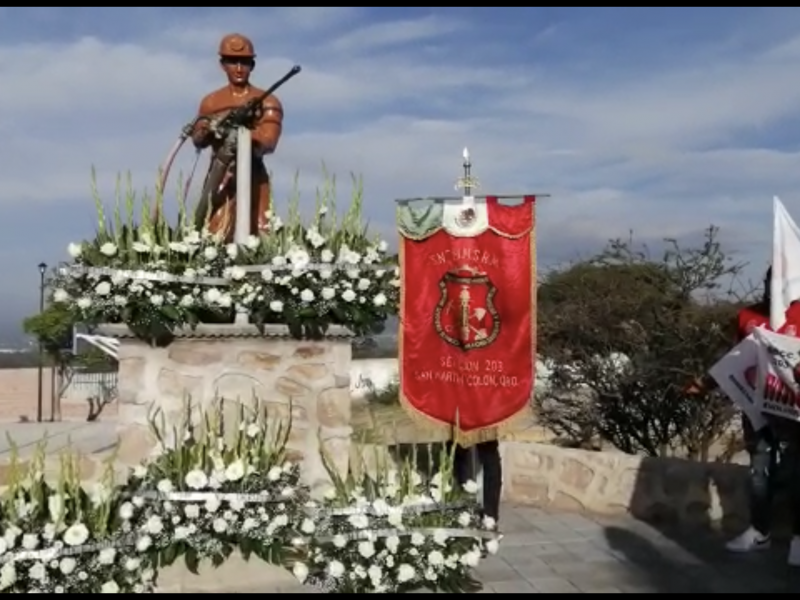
[770,196,800,330]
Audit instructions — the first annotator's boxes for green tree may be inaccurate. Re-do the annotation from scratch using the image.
[23,302,114,421]
[536,226,750,460]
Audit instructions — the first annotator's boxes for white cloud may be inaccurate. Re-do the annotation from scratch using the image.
[4,7,800,334]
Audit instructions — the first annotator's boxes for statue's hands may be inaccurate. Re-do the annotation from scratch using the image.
[191,121,213,148]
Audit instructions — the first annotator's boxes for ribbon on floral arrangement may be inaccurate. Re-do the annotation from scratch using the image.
[314,528,501,544]
[64,261,399,286]
[397,196,538,446]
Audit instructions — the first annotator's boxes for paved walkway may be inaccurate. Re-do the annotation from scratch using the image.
[473,504,798,593]
[268,503,799,594]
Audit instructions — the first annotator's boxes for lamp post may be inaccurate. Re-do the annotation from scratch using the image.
[36,262,47,423]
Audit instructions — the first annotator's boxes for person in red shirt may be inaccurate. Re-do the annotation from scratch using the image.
[725,267,800,566]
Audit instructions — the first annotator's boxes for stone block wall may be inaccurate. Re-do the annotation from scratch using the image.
[501,441,752,530]
[103,324,353,493]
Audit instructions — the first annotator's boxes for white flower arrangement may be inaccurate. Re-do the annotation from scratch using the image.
[117,401,309,576]
[0,444,154,593]
[49,174,399,342]
[295,449,501,593]
[0,400,496,593]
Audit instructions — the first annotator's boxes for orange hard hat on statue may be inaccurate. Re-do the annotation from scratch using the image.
[218,33,256,59]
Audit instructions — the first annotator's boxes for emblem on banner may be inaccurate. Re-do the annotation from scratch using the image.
[433,267,500,350]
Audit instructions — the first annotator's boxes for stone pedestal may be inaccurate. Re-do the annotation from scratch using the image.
[99,324,353,493]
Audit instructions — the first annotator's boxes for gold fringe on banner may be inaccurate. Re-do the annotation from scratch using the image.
[397,201,538,448]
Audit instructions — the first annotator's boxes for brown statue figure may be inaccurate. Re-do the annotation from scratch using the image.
[191,33,283,240]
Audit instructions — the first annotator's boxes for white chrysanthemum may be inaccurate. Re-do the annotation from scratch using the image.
[373,293,387,307]
[100,580,119,593]
[225,460,245,482]
[300,288,315,303]
[292,562,308,584]
[397,563,415,583]
[270,300,284,312]
[185,469,208,490]
[63,523,89,547]
[328,560,345,578]
[485,538,500,555]
[341,289,356,302]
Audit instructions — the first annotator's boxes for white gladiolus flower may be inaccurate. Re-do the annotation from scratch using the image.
[293,562,309,584]
[47,495,65,521]
[63,523,89,547]
[99,242,117,256]
[67,242,82,258]
[378,240,389,252]
[246,423,260,438]
[341,289,356,302]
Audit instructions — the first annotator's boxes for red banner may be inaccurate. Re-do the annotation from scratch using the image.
[399,196,536,444]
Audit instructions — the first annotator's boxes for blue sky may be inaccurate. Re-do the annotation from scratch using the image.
[2,7,800,344]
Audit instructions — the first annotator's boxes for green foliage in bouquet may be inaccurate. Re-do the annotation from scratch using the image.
[293,442,500,593]
[0,440,155,593]
[51,169,399,343]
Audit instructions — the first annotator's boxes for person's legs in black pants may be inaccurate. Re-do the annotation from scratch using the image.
[476,440,502,522]
[451,441,503,523]
[783,424,800,566]
[727,418,776,552]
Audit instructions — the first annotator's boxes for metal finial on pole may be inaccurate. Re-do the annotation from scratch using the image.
[455,147,480,201]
